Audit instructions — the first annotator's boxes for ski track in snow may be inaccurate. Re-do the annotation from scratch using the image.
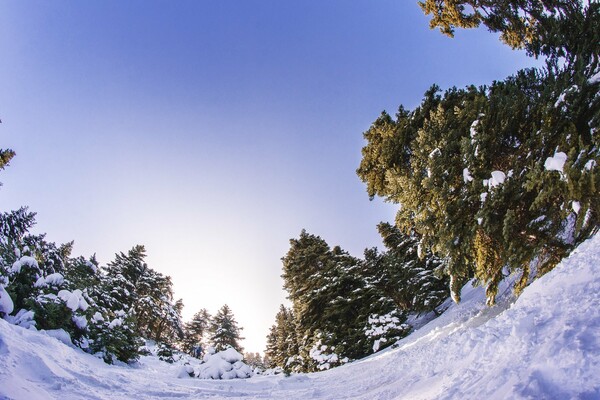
[1,235,600,399]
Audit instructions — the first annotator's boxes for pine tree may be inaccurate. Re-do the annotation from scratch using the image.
[103,245,184,345]
[280,231,391,370]
[357,65,599,305]
[0,147,15,187]
[209,304,244,353]
[0,209,97,348]
[374,222,448,312]
[264,305,301,373]
[243,352,266,370]
[181,308,211,355]
[418,0,599,62]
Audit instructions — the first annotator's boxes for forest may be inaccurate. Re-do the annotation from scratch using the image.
[0,0,598,380]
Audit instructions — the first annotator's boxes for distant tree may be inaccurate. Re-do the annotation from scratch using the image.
[264,305,301,373]
[104,246,184,344]
[243,352,266,370]
[181,308,211,356]
[209,304,244,353]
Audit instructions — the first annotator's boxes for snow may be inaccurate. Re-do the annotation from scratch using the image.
[44,329,73,347]
[45,273,65,286]
[585,159,596,171]
[196,348,253,379]
[1,234,600,399]
[0,285,14,316]
[463,168,473,183]
[92,312,104,322]
[108,318,122,329]
[10,256,39,274]
[5,309,36,329]
[572,201,581,214]
[470,119,479,139]
[35,273,65,288]
[220,347,243,363]
[488,170,506,188]
[544,151,568,173]
[57,289,89,312]
[85,260,98,273]
[429,148,441,158]
[72,315,88,330]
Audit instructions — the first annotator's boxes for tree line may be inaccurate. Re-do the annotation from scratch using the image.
[265,224,448,373]
[0,158,245,365]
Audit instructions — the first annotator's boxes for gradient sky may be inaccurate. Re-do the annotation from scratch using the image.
[0,1,541,353]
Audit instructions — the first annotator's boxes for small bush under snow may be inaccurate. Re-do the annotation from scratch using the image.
[195,347,253,379]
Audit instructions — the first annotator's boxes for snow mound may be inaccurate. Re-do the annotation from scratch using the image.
[196,347,253,379]
[0,234,599,399]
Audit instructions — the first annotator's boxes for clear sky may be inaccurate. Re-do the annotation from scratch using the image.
[0,1,541,353]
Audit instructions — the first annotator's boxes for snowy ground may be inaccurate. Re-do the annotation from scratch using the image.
[1,235,600,399]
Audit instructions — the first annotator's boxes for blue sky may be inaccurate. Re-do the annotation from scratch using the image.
[0,1,540,352]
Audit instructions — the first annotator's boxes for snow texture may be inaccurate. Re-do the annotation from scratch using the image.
[11,256,39,274]
[544,151,568,173]
[1,234,600,399]
[57,289,89,312]
[572,201,581,214]
[0,285,14,316]
[44,329,73,347]
[463,168,473,183]
[488,171,506,188]
[196,347,253,379]
[35,273,65,288]
[585,159,596,171]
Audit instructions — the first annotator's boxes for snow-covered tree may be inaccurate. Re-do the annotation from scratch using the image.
[104,246,184,344]
[209,304,244,353]
[264,305,301,373]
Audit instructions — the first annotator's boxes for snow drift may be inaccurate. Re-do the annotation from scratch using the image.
[1,234,599,399]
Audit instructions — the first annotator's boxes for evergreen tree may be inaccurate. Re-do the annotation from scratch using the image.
[374,222,448,312]
[418,0,600,62]
[181,308,211,356]
[357,66,599,305]
[209,304,244,353]
[280,231,394,370]
[243,352,266,370]
[0,147,15,187]
[264,305,301,373]
[0,209,98,348]
[104,245,184,344]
